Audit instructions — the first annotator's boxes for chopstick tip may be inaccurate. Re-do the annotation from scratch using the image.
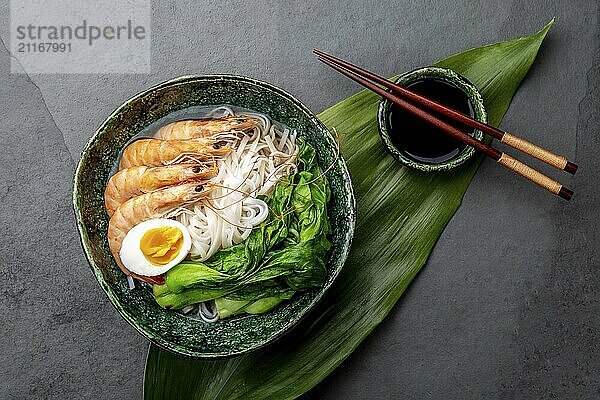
[558,186,574,201]
[564,161,578,175]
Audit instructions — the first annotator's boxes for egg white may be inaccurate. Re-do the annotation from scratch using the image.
[120,219,191,277]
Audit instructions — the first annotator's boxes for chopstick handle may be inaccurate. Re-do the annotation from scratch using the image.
[497,153,573,200]
[501,132,572,171]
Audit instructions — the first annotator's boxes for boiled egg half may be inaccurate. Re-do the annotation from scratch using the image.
[120,219,191,277]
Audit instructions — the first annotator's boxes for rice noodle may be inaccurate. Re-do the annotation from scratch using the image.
[198,301,219,323]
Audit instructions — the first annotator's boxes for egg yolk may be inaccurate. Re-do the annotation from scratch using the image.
[139,226,184,266]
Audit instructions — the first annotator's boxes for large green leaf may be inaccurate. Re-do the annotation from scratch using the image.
[144,20,553,400]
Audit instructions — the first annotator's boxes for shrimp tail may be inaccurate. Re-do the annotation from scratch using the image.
[104,166,148,217]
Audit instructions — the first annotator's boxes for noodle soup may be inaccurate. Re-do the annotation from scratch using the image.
[107,105,330,322]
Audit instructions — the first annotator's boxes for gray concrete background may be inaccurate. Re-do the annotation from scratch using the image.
[0,1,598,399]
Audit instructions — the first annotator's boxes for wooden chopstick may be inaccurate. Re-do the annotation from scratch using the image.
[315,52,574,200]
[314,49,578,175]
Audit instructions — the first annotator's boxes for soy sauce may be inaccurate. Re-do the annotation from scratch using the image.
[387,78,474,164]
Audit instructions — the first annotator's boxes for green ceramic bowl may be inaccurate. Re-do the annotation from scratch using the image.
[377,66,487,171]
[73,75,355,358]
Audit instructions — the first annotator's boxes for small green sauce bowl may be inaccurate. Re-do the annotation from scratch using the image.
[377,66,486,172]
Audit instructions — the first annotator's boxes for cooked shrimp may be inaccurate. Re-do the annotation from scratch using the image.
[155,117,258,140]
[119,138,232,169]
[108,182,214,281]
[104,163,217,217]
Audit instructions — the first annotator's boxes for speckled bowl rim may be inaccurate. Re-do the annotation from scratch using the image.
[377,67,487,172]
[72,74,356,358]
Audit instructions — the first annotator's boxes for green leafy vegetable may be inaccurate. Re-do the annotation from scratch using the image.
[145,20,553,400]
[153,141,331,316]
